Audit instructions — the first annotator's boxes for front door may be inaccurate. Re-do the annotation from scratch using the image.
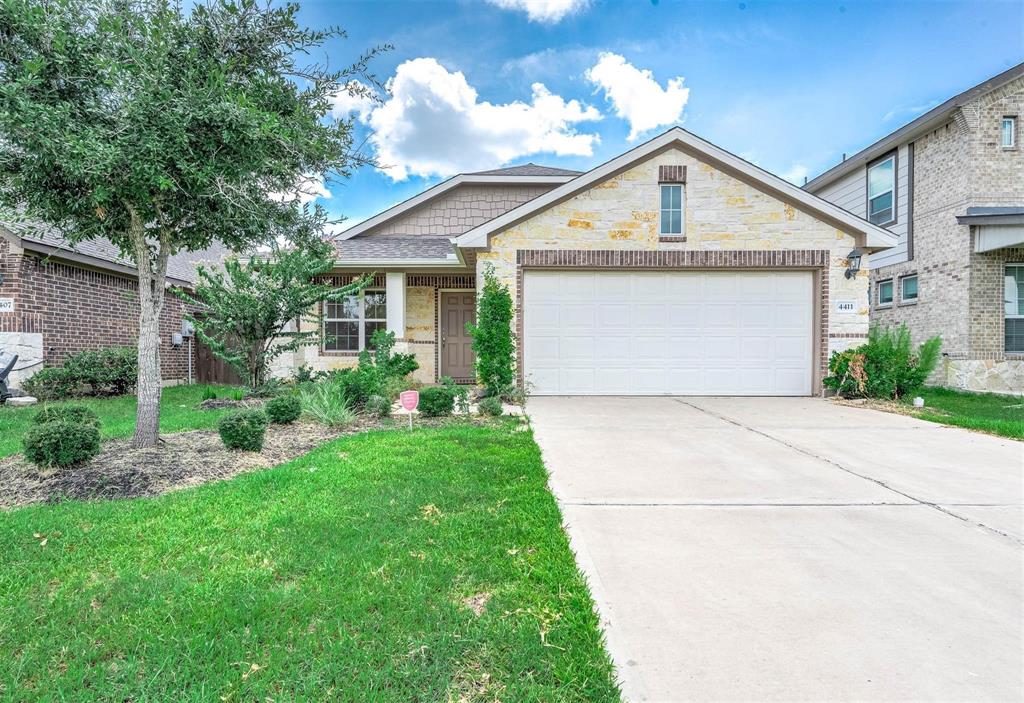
[440,292,476,383]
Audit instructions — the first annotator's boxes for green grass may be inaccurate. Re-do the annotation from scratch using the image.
[0,385,238,458]
[0,422,620,701]
[909,386,1024,439]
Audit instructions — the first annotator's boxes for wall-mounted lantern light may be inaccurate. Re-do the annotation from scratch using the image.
[844,249,863,279]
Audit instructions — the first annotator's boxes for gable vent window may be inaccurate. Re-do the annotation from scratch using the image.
[867,154,896,226]
[1002,117,1016,148]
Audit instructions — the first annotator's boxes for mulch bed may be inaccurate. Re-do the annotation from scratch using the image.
[0,418,385,510]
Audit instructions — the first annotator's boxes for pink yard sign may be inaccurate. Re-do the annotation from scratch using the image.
[399,390,419,412]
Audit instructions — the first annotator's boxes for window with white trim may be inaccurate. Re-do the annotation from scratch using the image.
[877,279,893,307]
[324,289,386,352]
[1006,265,1024,353]
[867,154,896,226]
[660,184,683,235]
[900,274,918,302]
[1001,117,1016,148]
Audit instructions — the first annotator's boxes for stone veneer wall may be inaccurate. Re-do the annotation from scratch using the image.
[0,235,193,386]
[869,75,1023,392]
[286,273,475,385]
[476,146,869,392]
[362,184,554,237]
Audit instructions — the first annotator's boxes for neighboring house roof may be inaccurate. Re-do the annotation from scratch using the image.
[955,206,1024,225]
[337,170,578,241]
[1,218,229,286]
[467,163,582,177]
[805,61,1024,192]
[455,127,899,251]
[333,235,459,266]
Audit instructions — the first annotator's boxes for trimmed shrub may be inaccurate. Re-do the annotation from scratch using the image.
[22,347,136,400]
[22,367,77,400]
[419,386,454,417]
[265,395,302,424]
[365,394,392,419]
[824,325,942,400]
[467,264,515,398]
[477,395,503,417]
[218,409,268,451]
[440,376,470,414]
[33,404,101,428]
[23,420,101,468]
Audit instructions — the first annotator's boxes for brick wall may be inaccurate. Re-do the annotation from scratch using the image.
[1,239,193,382]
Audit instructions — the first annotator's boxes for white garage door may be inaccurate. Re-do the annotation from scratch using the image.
[523,270,814,396]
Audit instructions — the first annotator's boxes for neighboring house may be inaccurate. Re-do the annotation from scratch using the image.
[0,220,228,387]
[806,62,1024,393]
[282,128,895,396]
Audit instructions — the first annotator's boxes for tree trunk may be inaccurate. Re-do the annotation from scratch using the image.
[130,210,171,448]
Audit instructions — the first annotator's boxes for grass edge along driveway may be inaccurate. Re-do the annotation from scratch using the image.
[910,386,1024,440]
[0,421,621,702]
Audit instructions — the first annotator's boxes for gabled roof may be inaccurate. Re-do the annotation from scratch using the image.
[2,218,229,286]
[455,127,899,251]
[336,170,577,241]
[806,61,1024,192]
[468,163,582,177]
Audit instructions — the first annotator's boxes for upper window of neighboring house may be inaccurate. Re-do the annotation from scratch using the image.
[1001,117,1016,148]
[867,154,896,226]
[877,279,894,307]
[324,289,386,352]
[660,184,683,235]
[901,275,918,302]
[1006,265,1024,353]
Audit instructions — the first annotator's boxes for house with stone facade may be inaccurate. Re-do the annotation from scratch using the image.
[806,62,1024,393]
[280,127,896,396]
[0,220,227,387]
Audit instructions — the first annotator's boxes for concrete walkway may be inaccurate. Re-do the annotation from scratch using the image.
[529,397,1023,702]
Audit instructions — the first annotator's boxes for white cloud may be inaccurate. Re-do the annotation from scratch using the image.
[585,53,689,141]
[330,80,376,121]
[360,57,601,181]
[779,163,809,185]
[485,0,590,23]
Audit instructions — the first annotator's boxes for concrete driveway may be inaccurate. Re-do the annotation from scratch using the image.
[529,397,1023,702]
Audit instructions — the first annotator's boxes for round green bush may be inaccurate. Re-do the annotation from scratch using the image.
[418,386,454,417]
[33,404,101,428]
[265,395,302,424]
[477,395,503,417]
[365,394,392,419]
[23,420,101,468]
[218,409,268,451]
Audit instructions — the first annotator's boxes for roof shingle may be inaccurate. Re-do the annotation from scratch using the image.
[467,163,581,177]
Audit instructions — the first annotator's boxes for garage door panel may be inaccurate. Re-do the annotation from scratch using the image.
[524,270,813,396]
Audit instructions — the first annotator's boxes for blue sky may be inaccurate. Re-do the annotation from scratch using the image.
[294,0,1023,229]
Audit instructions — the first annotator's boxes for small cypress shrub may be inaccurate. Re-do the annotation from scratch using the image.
[23,420,101,468]
[33,404,101,428]
[477,395,503,417]
[218,409,268,451]
[419,386,454,417]
[265,395,302,424]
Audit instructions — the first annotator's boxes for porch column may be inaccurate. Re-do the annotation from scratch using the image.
[385,271,406,338]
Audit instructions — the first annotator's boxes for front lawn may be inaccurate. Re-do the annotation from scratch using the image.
[910,386,1024,439]
[0,384,237,458]
[0,422,620,701]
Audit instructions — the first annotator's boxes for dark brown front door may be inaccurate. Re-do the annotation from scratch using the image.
[440,292,476,382]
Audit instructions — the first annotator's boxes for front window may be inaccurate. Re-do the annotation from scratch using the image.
[867,154,896,226]
[901,274,918,302]
[1006,265,1024,353]
[1002,117,1016,148]
[877,279,894,307]
[324,289,386,352]
[660,184,683,235]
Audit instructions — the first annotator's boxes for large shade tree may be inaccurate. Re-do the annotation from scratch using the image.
[0,0,383,446]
